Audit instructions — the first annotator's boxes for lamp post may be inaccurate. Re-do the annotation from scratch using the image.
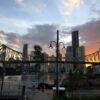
[49,30,65,97]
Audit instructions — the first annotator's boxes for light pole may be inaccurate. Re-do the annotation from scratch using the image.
[49,30,65,97]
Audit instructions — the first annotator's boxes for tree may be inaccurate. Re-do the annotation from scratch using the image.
[32,45,45,83]
[86,66,94,79]
[33,45,44,72]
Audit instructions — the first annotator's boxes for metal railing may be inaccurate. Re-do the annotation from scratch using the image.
[0,80,22,96]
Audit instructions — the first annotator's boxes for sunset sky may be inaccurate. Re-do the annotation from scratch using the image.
[0,0,100,56]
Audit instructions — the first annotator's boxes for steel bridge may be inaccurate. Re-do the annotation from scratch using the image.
[0,44,99,63]
[85,50,100,62]
[0,44,22,61]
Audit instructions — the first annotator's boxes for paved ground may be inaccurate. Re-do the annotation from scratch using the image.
[2,87,100,100]
[26,89,100,100]
[26,89,53,100]
[70,89,100,96]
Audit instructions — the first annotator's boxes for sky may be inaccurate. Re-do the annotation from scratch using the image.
[0,0,100,56]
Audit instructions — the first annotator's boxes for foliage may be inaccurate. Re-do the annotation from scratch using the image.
[33,45,45,72]
[86,66,94,79]
[62,69,89,90]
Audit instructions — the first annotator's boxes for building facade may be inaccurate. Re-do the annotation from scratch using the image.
[65,31,85,74]
[65,46,85,73]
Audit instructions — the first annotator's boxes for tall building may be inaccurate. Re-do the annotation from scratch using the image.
[22,44,28,61]
[77,46,85,71]
[65,46,73,74]
[65,46,85,73]
[65,31,85,73]
[72,31,79,69]
[72,31,79,48]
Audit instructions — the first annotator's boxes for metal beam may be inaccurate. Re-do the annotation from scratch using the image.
[0,61,99,64]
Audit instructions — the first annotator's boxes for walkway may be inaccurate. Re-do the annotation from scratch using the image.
[26,90,53,100]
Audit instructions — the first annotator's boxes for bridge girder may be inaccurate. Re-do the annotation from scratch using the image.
[0,44,22,61]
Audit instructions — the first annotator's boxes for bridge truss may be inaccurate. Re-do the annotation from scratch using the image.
[85,50,100,62]
[0,44,22,61]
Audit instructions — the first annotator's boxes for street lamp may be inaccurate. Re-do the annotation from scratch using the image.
[49,30,65,97]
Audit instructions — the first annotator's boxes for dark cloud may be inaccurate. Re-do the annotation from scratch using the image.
[72,19,100,44]
[0,31,23,51]
[22,24,58,52]
[23,24,57,44]
[6,32,22,43]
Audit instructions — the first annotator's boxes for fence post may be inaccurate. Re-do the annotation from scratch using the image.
[21,85,26,100]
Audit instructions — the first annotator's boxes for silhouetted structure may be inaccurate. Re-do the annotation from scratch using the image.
[22,44,28,61]
[72,31,79,69]
[72,30,79,48]
[65,31,85,72]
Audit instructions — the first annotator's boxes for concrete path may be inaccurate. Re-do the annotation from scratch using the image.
[26,90,53,100]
